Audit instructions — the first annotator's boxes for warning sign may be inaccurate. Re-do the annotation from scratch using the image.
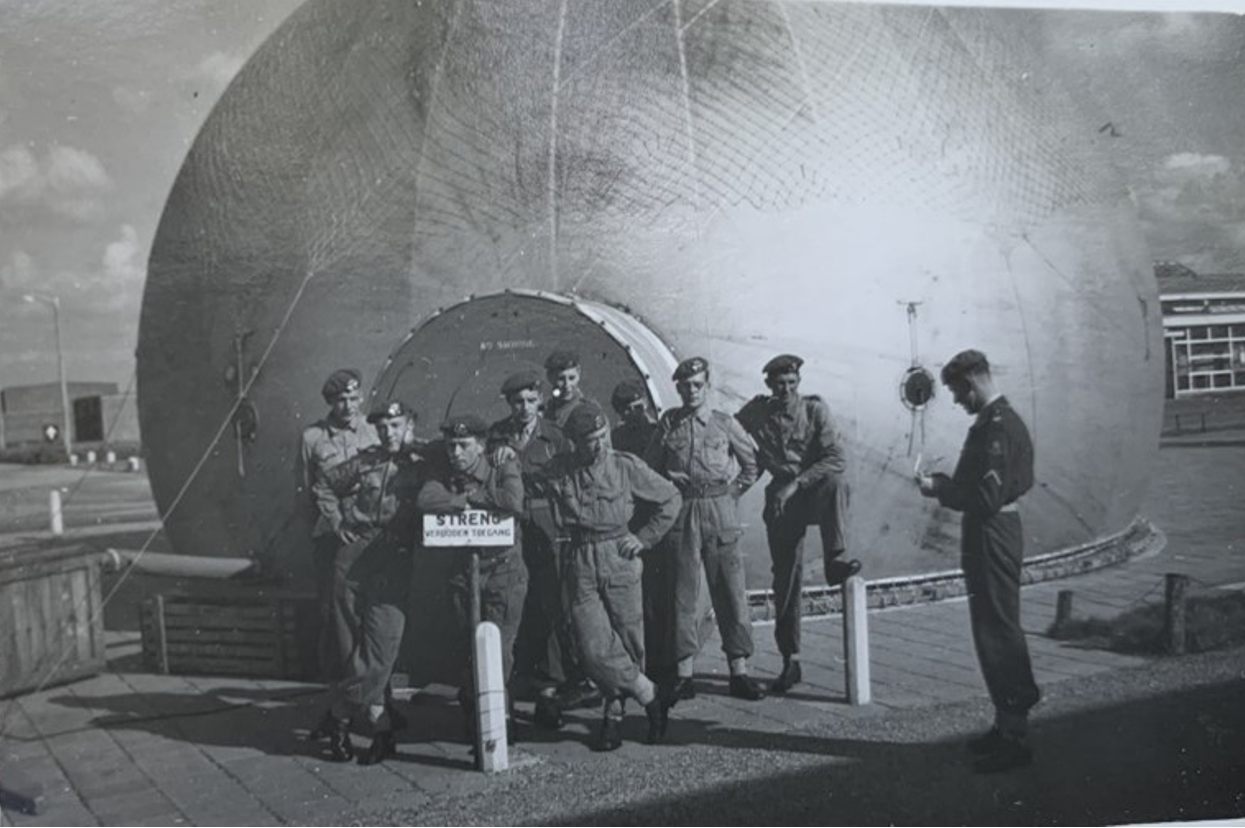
[423,510,516,547]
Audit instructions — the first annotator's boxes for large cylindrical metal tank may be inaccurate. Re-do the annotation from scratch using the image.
[138,0,1164,591]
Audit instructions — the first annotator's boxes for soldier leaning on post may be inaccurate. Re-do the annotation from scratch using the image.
[313,400,424,766]
[487,370,596,730]
[417,414,528,740]
[736,354,860,696]
[645,357,765,702]
[296,368,380,741]
[542,349,597,429]
[916,349,1040,774]
[542,403,681,752]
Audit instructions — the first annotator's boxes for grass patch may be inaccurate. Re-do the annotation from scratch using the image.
[1047,590,1245,655]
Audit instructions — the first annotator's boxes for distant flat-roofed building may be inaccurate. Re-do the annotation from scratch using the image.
[1157,261,1245,398]
[0,381,139,446]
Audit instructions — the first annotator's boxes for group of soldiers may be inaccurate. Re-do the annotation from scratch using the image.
[296,349,859,764]
[297,345,1040,775]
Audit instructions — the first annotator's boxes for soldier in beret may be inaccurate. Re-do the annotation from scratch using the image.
[916,349,1039,773]
[417,413,527,739]
[645,357,764,702]
[486,371,592,729]
[296,369,381,741]
[542,349,598,429]
[313,400,424,765]
[542,403,682,751]
[736,354,858,695]
[610,380,656,456]
[608,378,674,690]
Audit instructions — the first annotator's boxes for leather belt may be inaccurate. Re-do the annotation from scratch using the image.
[565,527,631,545]
[681,481,731,499]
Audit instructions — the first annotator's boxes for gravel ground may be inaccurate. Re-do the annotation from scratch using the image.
[352,646,1245,827]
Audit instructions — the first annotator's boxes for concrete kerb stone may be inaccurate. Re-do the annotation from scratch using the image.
[745,517,1163,623]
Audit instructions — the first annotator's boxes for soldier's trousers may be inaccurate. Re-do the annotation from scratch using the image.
[672,494,753,662]
[332,533,411,711]
[566,537,655,701]
[641,544,677,682]
[961,512,1040,719]
[765,480,848,658]
[514,522,579,688]
[313,533,357,683]
[450,548,528,690]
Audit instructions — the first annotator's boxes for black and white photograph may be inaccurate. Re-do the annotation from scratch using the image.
[1,0,1243,824]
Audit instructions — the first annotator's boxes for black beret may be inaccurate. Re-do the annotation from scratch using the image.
[610,380,646,411]
[941,349,990,385]
[501,370,542,397]
[672,356,710,382]
[440,413,489,439]
[763,354,804,376]
[321,368,362,400]
[564,403,610,440]
[366,399,416,423]
[544,349,580,372]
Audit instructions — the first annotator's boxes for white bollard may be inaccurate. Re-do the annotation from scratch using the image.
[105,450,116,465]
[473,620,509,772]
[86,450,97,464]
[127,456,141,472]
[49,489,64,537]
[843,575,871,706]
[69,453,79,466]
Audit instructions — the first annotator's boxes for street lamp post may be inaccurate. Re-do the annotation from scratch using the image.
[23,293,73,460]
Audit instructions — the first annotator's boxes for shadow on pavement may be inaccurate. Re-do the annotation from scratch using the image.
[552,677,1245,826]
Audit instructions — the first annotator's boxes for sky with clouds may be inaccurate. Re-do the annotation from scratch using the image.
[1,0,1244,393]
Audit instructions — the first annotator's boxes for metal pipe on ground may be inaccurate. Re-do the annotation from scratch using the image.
[100,548,257,579]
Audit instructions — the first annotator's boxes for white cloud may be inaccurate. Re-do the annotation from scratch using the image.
[190,51,245,90]
[0,143,112,219]
[0,145,40,200]
[112,85,151,115]
[1136,151,1245,272]
[102,224,145,286]
[1161,152,1232,177]
[45,145,111,192]
[0,249,40,291]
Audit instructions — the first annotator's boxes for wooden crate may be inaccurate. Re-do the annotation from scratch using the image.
[0,544,106,698]
[139,592,319,680]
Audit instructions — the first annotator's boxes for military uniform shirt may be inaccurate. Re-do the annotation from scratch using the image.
[735,394,845,489]
[416,451,525,523]
[314,446,424,538]
[644,407,758,496]
[611,418,656,459]
[299,414,379,536]
[544,451,681,548]
[934,395,1034,517]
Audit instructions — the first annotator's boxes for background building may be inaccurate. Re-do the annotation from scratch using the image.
[0,381,140,447]
[1157,261,1245,398]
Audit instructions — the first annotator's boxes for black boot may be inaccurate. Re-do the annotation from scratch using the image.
[534,694,564,730]
[769,661,802,695]
[307,708,336,741]
[595,716,623,752]
[358,729,397,766]
[644,697,669,745]
[326,718,355,763]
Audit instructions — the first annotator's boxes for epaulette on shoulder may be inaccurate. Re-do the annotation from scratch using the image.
[803,394,824,403]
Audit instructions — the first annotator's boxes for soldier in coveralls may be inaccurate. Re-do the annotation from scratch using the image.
[645,357,764,702]
[487,370,587,730]
[544,403,681,751]
[917,349,1040,774]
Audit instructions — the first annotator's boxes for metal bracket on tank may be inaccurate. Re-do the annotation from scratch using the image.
[898,301,935,455]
